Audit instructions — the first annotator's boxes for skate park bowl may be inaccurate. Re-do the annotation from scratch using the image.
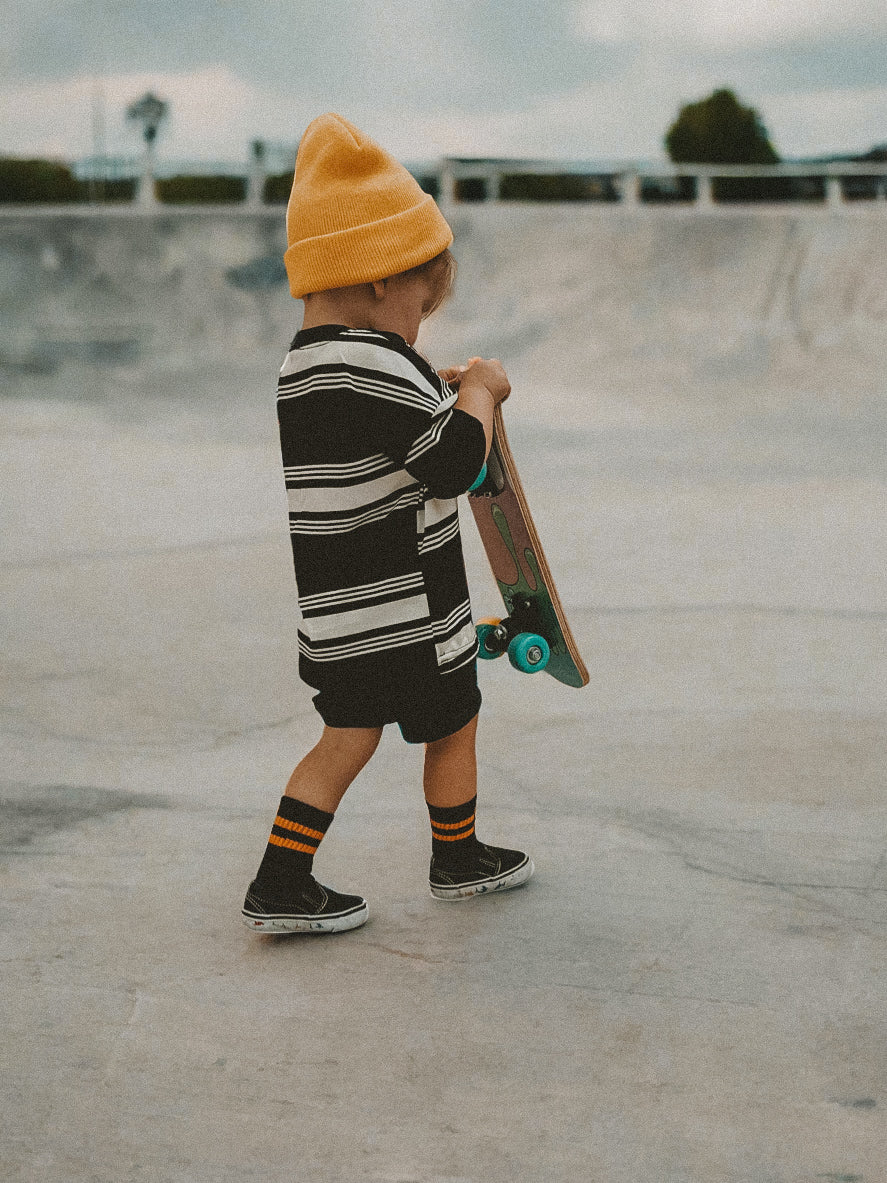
[2,202,886,1182]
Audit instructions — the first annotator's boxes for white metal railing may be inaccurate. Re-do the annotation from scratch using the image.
[436,159,887,208]
[6,155,887,212]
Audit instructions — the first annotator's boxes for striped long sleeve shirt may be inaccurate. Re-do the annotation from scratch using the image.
[276,324,486,690]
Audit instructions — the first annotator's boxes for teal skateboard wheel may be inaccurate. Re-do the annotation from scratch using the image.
[476,621,505,659]
[507,632,550,673]
[468,463,488,493]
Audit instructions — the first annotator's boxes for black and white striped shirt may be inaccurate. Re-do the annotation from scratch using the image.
[277,325,486,688]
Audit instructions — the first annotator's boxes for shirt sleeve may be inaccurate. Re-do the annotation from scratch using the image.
[365,351,487,499]
[402,406,486,499]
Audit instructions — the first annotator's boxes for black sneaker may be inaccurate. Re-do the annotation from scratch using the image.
[429,844,534,900]
[241,876,368,934]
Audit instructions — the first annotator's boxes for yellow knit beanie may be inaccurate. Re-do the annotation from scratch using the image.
[284,113,453,299]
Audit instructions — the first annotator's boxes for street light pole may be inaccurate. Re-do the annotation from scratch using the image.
[126,92,168,209]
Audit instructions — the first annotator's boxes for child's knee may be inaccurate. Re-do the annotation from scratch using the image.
[320,725,383,764]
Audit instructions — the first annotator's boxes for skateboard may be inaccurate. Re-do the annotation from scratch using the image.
[467,405,589,688]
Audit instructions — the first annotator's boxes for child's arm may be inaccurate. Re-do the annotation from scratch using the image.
[439,358,511,457]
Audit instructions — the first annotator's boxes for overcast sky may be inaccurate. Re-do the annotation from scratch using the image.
[2,0,885,166]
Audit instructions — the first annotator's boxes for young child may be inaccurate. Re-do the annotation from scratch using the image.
[242,113,533,934]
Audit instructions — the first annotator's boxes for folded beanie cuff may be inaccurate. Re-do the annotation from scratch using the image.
[285,194,453,299]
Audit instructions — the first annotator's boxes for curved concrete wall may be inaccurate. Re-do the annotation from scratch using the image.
[0,211,292,381]
[2,206,885,403]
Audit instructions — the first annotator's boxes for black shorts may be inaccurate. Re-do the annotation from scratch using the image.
[311,655,481,744]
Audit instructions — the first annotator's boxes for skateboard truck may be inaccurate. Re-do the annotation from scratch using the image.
[476,595,551,673]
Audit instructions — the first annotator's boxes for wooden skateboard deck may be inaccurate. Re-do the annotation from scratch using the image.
[467,405,589,688]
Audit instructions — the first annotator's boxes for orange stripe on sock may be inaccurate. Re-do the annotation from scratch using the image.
[268,833,317,854]
[431,814,476,831]
[273,816,325,841]
[433,827,476,841]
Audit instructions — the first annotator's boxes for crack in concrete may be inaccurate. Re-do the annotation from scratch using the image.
[552,980,761,1008]
[682,859,887,896]
[362,942,448,965]
[597,808,887,936]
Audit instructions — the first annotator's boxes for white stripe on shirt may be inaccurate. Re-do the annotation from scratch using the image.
[288,469,418,515]
[299,592,431,643]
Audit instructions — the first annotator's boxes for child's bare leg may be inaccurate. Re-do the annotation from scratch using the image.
[285,725,383,814]
[423,714,478,808]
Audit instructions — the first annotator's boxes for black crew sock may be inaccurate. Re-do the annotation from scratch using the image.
[427,795,484,865]
[253,796,334,896]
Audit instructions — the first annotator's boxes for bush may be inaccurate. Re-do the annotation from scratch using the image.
[0,158,83,202]
[640,175,696,203]
[842,176,885,201]
[96,178,138,202]
[455,177,488,203]
[500,173,617,202]
[155,174,247,203]
[845,147,887,201]
[412,174,440,199]
[713,175,797,203]
[263,172,292,203]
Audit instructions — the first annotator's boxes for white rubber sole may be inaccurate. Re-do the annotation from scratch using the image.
[241,902,368,934]
[430,857,534,901]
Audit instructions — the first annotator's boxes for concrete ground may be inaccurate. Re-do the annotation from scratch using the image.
[2,208,886,1182]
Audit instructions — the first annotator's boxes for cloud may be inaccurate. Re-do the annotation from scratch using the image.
[2,0,606,114]
[0,73,99,159]
[761,83,887,156]
[574,0,887,49]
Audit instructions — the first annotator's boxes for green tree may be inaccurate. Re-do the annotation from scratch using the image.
[665,88,779,165]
